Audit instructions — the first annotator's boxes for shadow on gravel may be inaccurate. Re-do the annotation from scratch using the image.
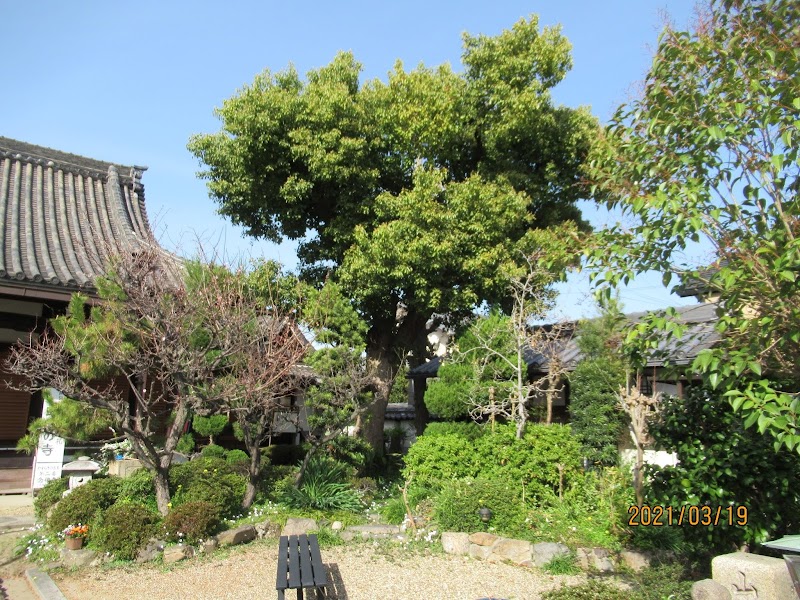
[0,577,9,600]
[325,563,348,600]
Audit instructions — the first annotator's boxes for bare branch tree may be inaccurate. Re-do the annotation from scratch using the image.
[618,376,661,507]
[7,244,304,514]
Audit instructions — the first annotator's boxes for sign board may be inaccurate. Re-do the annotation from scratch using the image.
[30,389,66,490]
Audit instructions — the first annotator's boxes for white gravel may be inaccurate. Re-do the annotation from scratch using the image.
[53,539,586,600]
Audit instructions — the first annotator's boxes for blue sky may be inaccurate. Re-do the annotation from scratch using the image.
[2,0,704,320]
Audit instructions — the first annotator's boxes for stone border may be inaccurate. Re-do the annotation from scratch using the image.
[26,567,67,600]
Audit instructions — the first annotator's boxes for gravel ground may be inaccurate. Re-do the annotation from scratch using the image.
[53,539,586,600]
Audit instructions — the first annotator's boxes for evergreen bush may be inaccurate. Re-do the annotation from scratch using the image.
[48,477,122,532]
[433,477,525,536]
[118,467,158,513]
[163,501,220,544]
[34,477,69,520]
[403,423,581,499]
[200,443,226,459]
[92,501,159,560]
[169,457,246,518]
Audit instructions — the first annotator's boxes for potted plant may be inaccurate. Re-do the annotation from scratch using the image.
[63,524,88,550]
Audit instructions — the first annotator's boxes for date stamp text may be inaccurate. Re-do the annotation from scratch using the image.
[627,504,748,527]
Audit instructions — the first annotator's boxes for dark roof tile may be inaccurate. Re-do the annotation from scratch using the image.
[0,137,161,295]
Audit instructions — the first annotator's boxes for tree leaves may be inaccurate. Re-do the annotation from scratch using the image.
[585,0,800,451]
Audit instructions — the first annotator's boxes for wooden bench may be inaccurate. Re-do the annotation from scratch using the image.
[276,534,328,600]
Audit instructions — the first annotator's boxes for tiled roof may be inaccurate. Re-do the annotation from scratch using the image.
[674,260,728,298]
[0,137,157,295]
[409,303,721,377]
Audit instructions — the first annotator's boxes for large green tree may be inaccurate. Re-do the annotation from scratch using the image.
[189,16,597,450]
[586,0,800,450]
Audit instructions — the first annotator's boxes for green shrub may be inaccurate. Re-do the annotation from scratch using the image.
[225,449,250,472]
[34,477,69,520]
[92,501,159,561]
[192,414,228,443]
[647,386,800,558]
[543,581,628,600]
[256,464,297,503]
[526,469,632,550]
[176,433,195,455]
[569,355,626,466]
[200,443,226,458]
[543,552,581,575]
[380,484,435,524]
[402,430,480,489]
[283,456,362,512]
[118,468,157,513]
[433,477,525,536]
[163,501,220,544]
[633,563,692,600]
[404,423,582,500]
[48,477,122,532]
[323,435,373,472]
[169,457,246,518]
[423,362,474,419]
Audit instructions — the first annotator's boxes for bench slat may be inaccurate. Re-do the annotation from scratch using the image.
[308,534,328,587]
[298,535,315,588]
[287,535,302,588]
[276,535,289,591]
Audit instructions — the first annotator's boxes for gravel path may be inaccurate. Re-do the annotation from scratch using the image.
[53,539,585,600]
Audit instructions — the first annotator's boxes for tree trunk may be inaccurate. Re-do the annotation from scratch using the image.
[154,399,191,515]
[358,330,399,456]
[634,441,644,507]
[243,446,261,509]
[154,467,171,515]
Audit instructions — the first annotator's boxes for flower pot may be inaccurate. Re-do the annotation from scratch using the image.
[65,537,84,550]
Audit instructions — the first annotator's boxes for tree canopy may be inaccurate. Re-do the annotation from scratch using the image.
[189,15,598,448]
[586,0,800,450]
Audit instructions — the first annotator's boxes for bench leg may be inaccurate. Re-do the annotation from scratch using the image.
[296,588,303,600]
[277,591,284,600]
[315,586,325,599]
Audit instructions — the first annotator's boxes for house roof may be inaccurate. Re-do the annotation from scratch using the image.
[0,137,159,297]
[409,302,720,377]
[674,261,728,298]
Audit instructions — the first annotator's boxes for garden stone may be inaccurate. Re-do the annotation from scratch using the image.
[441,532,470,555]
[591,548,615,573]
[163,544,194,564]
[712,552,793,600]
[217,524,256,547]
[282,517,317,537]
[201,537,219,554]
[532,542,570,568]
[469,532,498,546]
[577,547,615,572]
[339,530,355,542]
[469,544,493,560]
[691,579,731,600]
[89,553,112,568]
[620,549,651,572]
[136,539,166,563]
[255,519,281,539]
[60,547,96,568]
[331,521,344,531]
[491,538,532,565]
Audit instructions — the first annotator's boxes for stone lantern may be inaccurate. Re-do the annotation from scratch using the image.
[61,456,101,490]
